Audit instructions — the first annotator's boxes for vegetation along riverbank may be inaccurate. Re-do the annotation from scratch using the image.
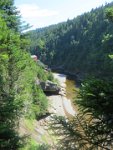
[1,1,113,150]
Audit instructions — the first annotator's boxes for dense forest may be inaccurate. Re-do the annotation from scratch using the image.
[26,3,113,149]
[1,0,113,150]
[28,2,113,79]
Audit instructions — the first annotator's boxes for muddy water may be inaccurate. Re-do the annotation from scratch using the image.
[53,72,79,116]
[65,78,79,112]
[66,79,77,100]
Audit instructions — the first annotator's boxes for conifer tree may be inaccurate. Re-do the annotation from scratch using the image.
[0,0,37,149]
[0,0,21,31]
[0,1,49,149]
[50,79,113,150]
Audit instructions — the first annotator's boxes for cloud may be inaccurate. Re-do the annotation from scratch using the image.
[17,4,59,18]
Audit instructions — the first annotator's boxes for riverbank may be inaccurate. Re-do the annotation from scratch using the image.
[19,73,77,148]
[48,73,76,117]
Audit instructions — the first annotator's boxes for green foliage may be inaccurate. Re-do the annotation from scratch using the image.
[24,119,35,131]
[0,0,21,31]
[106,7,113,22]
[37,62,54,82]
[36,144,50,150]
[47,71,54,81]
[28,2,113,79]
[76,79,113,149]
[50,79,113,149]
[0,16,25,149]
[20,139,38,150]
[21,138,50,150]
[76,79,113,118]
[0,2,48,149]
[32,85,48,118]
[109,54,113,59]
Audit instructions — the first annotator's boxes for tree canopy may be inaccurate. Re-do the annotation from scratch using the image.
[28,2,113,79]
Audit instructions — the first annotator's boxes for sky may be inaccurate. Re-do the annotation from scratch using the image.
[15,0,113,30]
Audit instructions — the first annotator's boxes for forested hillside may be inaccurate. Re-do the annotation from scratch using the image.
[28,2,113,79]
[2,0,113,149]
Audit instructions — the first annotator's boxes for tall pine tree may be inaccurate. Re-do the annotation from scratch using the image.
[0,0,39,149]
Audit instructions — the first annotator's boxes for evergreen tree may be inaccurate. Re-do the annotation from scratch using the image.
[0,15,48,149]
[0,16,25,150]
[0,0,21,31]
[28,2,113,80]
[50,79,113,150]
[0,0,48,149]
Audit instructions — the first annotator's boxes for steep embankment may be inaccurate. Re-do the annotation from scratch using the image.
[19,73,77,148]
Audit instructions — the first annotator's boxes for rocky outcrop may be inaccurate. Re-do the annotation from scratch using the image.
[40,80,60,94]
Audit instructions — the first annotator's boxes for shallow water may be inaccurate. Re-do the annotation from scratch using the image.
[65,79,76,100]
[65,78,79,113]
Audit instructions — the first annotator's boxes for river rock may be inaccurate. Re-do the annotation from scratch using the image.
[40,80,60,94]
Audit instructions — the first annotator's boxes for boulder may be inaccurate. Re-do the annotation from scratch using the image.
[40,80,60,94]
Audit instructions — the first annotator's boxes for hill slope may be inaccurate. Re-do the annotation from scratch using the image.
[28,2,113,79]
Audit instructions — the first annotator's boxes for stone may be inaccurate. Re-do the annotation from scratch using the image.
[40,80,60,94]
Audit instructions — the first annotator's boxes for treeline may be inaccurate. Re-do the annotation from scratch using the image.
[28,2,113,79]
[0,0,49,149]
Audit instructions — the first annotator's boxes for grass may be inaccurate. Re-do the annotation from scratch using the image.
[20,138,38,150]
[24,118,35,131]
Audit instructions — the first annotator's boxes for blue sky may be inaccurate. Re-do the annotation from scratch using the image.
[15,0,113,30]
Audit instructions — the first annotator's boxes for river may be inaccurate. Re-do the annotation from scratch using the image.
[66,78,77,99]
[65,78,79,112]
